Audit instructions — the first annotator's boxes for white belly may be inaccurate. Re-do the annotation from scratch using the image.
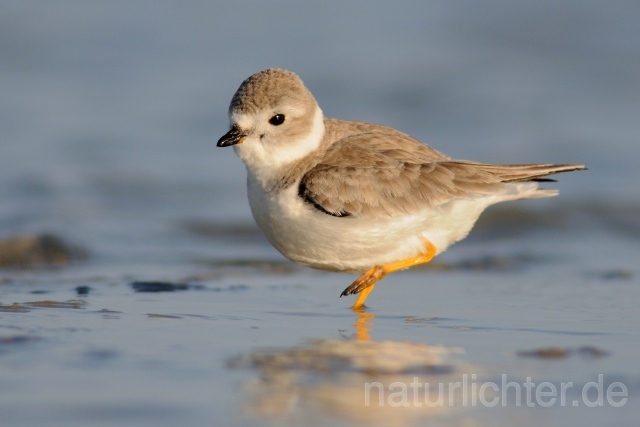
[246,176,493,273]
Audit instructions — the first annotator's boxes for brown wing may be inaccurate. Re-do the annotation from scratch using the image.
[299,132,584,218]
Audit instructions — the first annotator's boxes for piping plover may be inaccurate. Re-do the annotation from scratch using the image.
[217,69,585,309]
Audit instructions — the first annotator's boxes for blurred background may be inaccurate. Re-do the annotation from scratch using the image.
[2,3,639,426]
[1,1,638,267]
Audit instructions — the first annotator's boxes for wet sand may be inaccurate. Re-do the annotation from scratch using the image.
[1,213,638,426]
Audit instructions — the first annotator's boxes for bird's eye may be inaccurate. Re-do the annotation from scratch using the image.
[269,114,285,126]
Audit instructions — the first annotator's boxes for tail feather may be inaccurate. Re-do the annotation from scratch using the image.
[457,162,586,183]
[449,162,586,202]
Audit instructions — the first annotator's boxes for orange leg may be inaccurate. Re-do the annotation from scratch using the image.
[341,239,437,309]
[353,284,377,309]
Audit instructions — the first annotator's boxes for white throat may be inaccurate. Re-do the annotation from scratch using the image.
[234,106,325,188]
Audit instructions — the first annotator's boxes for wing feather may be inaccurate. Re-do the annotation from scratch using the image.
[299,132,585,218]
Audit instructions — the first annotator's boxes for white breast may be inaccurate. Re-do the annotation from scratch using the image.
[246,173,468,273]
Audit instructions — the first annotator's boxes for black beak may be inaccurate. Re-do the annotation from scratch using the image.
[217,125,244,147]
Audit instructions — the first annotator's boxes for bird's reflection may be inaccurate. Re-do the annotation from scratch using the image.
[353,306,375,341]
[229,310,471,426]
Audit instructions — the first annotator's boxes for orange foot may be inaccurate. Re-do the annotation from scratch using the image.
[340,239,437,309]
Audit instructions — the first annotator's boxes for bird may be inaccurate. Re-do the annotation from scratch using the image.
[217,68,585,309]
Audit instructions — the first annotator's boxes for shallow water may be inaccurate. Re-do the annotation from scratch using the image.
[1,1,639,426]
